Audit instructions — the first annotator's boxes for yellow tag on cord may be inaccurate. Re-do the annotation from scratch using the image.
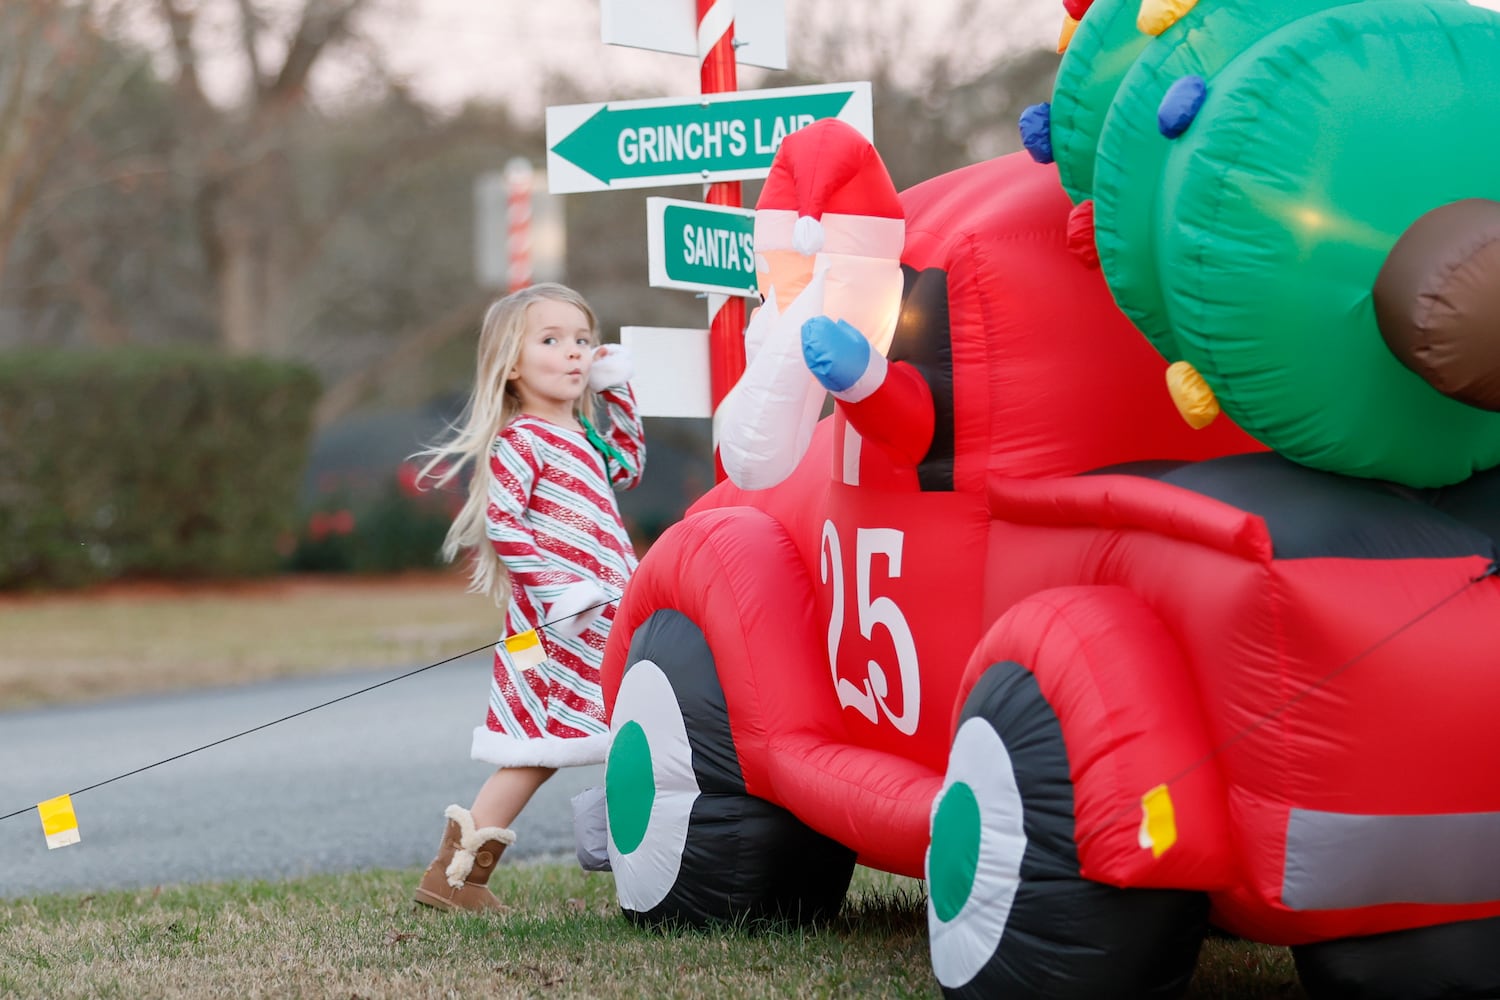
[502,629,546,670]
[38,794,81,850]
[1139,784,1177,857]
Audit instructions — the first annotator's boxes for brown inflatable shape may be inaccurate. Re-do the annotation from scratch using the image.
[1374,198,1500,411]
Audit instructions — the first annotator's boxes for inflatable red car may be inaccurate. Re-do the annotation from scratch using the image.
[598,139,1500,999]
[591,5,1500,983]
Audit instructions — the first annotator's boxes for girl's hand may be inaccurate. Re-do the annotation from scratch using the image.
[546,580,608,639]
[588,344,635,391]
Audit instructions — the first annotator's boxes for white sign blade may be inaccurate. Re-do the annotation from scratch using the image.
[646,197,758,297]
[546,82,873,194]
[620,326,713,418]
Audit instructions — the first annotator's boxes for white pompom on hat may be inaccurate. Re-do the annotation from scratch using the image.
[754,119,904,260]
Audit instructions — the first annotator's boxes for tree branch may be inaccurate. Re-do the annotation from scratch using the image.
[0,2,42,162]
[156,0,208,109]
[234,0,267,96]
[293,118,499,274]
[264,0,368,110]
[314,287,493,428]
[0,4,126,276]
[49,217,130,346]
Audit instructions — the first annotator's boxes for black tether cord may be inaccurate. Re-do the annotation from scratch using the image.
[0,597,618,825]
[8,562,1497,837]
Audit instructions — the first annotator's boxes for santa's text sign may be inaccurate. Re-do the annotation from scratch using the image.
[546,82,873,194]
[646,198,758,297]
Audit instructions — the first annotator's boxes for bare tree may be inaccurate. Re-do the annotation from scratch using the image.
[784,0,1059,188]
[1,0,1058,402]
[0,0,538,415]
[149,0,378,355]
[0,1,130,293]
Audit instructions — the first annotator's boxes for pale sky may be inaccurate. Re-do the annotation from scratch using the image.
[169,0,1500,118]
[365,0,1500,117]
[358,0,1062,117]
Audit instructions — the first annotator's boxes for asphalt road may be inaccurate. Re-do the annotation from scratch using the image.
[0,652,604,899]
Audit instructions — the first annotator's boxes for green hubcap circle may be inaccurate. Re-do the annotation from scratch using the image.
[606,720,656,855]
[929,781,982,923]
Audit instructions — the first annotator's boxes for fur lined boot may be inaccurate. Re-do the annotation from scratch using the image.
[413,804,517,912]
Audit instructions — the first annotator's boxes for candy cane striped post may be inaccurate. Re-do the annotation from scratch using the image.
[505,157,533,293]
[698,0,747,479]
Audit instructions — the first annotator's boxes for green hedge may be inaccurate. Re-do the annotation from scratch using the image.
[285,464,458,574]
[0,349,320,589]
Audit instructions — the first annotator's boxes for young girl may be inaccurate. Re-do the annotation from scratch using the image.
[410,282,644,912]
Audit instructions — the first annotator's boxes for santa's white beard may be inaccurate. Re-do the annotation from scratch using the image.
[714,260,903,490]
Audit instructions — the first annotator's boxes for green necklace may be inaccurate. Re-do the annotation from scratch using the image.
[578,413,635,480]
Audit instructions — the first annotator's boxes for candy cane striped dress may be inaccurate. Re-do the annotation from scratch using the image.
[469,386,644,768]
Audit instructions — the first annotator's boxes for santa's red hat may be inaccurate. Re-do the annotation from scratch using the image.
[754,119,904,260]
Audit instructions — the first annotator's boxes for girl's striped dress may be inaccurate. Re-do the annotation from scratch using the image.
[469,386,645,768]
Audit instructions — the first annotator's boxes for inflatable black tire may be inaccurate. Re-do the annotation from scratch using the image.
[927,660,1209,999]
[1293,914,1500,1000]
[607,608,855,929]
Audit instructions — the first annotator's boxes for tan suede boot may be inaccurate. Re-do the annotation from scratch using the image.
[413,804,517,912]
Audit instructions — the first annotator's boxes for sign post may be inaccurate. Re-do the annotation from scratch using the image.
[580,1,848,479]
[698,0,745,474]
[504,158,533,292]
[474,162,566,290]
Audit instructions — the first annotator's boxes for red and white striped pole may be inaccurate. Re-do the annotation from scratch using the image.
[698,0,746,480]
[504,157,534,293]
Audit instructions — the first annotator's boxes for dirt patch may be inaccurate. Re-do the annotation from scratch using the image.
[0,570,466,607]
[0,572,500,709]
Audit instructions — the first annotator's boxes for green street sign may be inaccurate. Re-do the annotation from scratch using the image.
[546,82,872,194]
[646,198,758,297]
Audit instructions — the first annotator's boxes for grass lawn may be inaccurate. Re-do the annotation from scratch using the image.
[0,866,1305,999]
[0,575,1306,997]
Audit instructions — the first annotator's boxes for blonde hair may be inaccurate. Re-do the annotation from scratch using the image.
[414,283,600,605]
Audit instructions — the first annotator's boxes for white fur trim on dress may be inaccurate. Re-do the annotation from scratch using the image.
[441,803,517,888]
[471,726,611,768]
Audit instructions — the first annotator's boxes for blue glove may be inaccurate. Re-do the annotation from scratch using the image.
[802,316,872,394]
